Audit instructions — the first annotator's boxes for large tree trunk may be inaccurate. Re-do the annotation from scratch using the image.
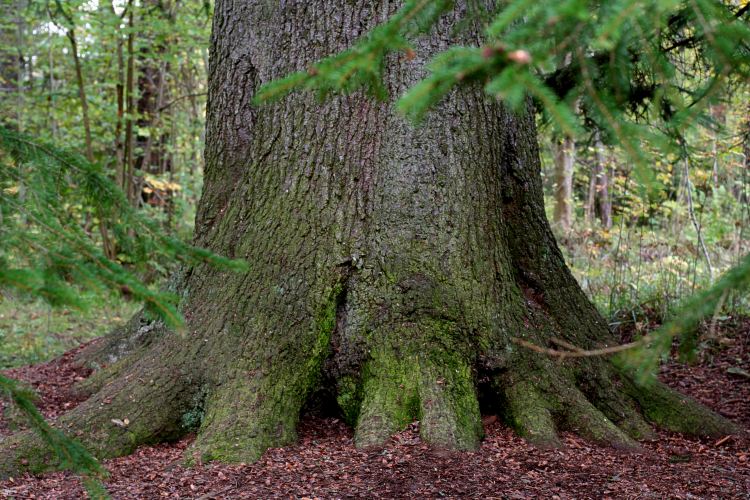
[0,0,734,476]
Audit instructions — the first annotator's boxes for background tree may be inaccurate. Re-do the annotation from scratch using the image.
[553,134,576,232]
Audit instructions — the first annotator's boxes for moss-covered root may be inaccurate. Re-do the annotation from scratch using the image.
[188,372,305,465]
[73,348,145,398]
[503,379,560,448]
[588,388,655,441]
[623,378,738,437]
[354,348,482,450]
[418,351,483,450]
[0,431,56,479]
[500,371,639,450]
[0,355,189,479]
[562,387,640,451]
[353,352,420,449]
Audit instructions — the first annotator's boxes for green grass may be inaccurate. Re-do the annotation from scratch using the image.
[0,294,138,369]
[549,200,750,328]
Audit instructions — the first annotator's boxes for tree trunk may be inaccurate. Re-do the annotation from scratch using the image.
[0,0,734,476]
[111,0,126,190]
[135,0,173,178]
[553,136,575,231]
[123,3,136,206]
[591,134,612,229]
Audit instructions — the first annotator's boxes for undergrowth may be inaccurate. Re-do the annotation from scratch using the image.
[0,293,137,370]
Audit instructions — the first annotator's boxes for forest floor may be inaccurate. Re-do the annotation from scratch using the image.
[0,318,749,499]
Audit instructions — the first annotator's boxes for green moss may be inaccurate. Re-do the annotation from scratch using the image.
[189,281,347,465]
[181,386,209,431]
[353,317,482,450]
[354,348,422,448]
[336,375,363,426]
[622,378,737,437]
[503,378,560,447]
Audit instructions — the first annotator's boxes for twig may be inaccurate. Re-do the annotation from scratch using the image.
[196,486,235,500]
[683,157,714,282]
[157,92,207,111]
[511,335,653,359]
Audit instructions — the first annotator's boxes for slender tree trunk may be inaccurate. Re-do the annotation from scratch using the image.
[709,104,725,191]
[594,135,612,229]
[743,105,750,203]
[14,1,26,129]
[65,21,116,259]
[0,0,733,477]
[136,59,168,175]
[123,3,136,206]
[136,0,175,200]
[0,3,21,120]
[68,34,92,162]
[585,161,597,224]
[112,1,126,189]
[553,135,575,231]
[683,158,714,282]
[46,9,58,139]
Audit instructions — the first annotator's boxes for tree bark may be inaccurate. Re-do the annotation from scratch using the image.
[596,144,612,229]
[0,0,735,476]
[135,0,174,179]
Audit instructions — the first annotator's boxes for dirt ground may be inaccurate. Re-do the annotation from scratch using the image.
[1,318,748,499]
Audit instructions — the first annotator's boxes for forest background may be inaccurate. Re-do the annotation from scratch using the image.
[0,0,748,490]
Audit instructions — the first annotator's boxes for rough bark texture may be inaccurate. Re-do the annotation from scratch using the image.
[0,0,736,478]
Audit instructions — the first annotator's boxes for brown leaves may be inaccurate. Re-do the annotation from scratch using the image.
[1,323,749,498]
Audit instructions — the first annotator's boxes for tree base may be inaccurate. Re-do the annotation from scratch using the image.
[0,306,737,479]
[0,3,737,472]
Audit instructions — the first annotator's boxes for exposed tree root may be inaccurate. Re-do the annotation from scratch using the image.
[0,309,738,480]
[562,387,638,450]
[353,342,482,451]
[74,345,151,398]
[0,343,192,478]
[502,378,560,448]
[74,312,168,371]
[188,371,305,464]
[622,377,739,437]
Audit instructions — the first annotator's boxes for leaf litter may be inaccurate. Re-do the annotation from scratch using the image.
[1,319,748,499]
